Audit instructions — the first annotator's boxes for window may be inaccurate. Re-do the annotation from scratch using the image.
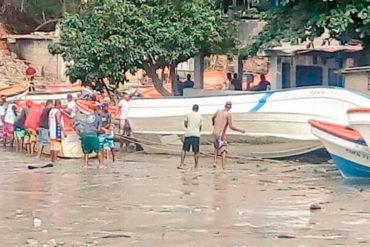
[296,66,323,87]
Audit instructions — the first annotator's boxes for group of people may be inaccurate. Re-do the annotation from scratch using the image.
[226,73,271,91]
[178,101,246,170]
[0,92,132,168]
[0,96,70,161]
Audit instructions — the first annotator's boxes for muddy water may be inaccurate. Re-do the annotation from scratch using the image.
[0,150,370,247]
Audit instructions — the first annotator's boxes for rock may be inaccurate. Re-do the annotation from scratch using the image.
[282,168,297,173]
[102,234,131,239]
[310,203,322,210]
[57,241,66,246]
[259,167,268,172]
[34,218,42,227]
[27,239,39,245]
[48,239,57,247]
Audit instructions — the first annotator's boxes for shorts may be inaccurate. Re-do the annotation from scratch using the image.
[50,139,62,151]
[14,128,26,140]
[3,123,13,140]
[183,136,200,154]
[0,125,3,140]
[37,128,49,146]
[81,135,101,154]
[120,119,131,136]
[212,134,228,155]
[24,129,37,144]
[98,134,115,150]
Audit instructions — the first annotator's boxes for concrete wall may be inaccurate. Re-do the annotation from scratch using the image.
[269,54,341,89]
[344,72,370,94]
[9,38,66,81]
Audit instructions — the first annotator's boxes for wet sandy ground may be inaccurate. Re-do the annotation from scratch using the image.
[0,150,370,247]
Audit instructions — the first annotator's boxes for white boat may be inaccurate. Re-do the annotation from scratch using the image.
[309,120,370,178]
[348,108,370,147]
[127,87,370,158]
[0,83,29,102]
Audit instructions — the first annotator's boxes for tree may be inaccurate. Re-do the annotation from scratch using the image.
[49,0,236,96]
[243,0,370,57]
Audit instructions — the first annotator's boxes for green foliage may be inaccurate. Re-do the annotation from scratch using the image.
[49,0,236,95]
[243,0,370,57]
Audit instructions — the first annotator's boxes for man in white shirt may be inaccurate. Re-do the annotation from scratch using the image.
[61,94,77,119]
[178,104,202,169]
[118,93,132,136]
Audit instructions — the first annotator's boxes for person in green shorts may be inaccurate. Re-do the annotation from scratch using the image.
[74,108,103,167]
[14,100,32,153]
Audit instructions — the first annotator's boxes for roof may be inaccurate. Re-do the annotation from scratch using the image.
[267,43,363,56]
[5,32,58,43]
[341,66,370,74]
[264,30,363,56]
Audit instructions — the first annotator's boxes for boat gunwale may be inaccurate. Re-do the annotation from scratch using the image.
[309,120,366,145]
[132,86,370,101]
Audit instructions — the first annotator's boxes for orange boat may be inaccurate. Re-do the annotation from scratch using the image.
[0,83,29,101]
[76,100,120,118]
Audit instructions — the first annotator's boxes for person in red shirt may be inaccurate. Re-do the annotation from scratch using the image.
[26,63,37,92]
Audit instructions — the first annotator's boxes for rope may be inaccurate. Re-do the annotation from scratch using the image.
[115,133,282,163]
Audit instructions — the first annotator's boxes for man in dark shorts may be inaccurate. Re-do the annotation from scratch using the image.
[36,99,54,159]
[178,104,202,169]
[75,107,103,167]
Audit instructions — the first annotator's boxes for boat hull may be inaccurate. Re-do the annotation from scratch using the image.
[133,132,322,158]
[128,87,370,158]
[310,121,370,178]
[348,108,370,147]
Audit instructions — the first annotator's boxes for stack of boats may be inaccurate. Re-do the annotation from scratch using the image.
[309,108,370,178]
[0,82,82,104]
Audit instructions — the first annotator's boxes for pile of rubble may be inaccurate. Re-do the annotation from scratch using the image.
[0,51,28,87]
[0,23,27,88]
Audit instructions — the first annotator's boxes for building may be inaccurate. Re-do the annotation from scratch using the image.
[6,33,67,81]
[341,66,370,94]
[266,41,363,90]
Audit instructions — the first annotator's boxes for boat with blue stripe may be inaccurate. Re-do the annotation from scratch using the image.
[127,86,370,158]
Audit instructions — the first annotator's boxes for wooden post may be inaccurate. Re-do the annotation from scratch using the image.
[194,54,204,89]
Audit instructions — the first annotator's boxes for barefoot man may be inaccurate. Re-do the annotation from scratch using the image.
[178,104,202,169]
[212,101,245,169]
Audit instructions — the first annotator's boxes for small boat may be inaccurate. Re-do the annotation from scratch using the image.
[347,108,370,147]
[0,83,29,102]
[76,100,119,118]
[309,119,370,178]
[128,87,370,158]
[59,116,85,158]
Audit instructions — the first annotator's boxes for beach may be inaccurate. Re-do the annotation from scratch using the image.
[0,150,369,247]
